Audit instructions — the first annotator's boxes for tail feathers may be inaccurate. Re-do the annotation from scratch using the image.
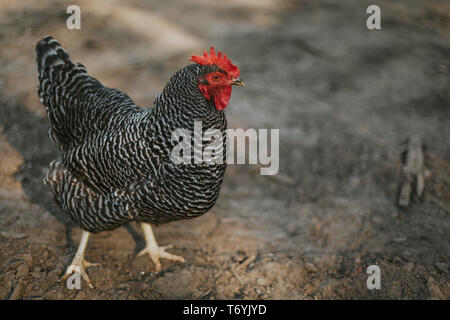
[36,36,73,79]
[36,36,102,149]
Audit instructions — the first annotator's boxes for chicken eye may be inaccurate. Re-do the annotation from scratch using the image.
[212,75,220,81]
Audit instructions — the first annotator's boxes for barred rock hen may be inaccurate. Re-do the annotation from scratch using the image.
[36,36,244,288]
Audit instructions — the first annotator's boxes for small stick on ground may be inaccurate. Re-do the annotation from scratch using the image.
[231,269,244,285]
[234,254,256,271]
[398,135,425,207]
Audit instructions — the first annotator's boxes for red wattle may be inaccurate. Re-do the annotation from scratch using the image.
[214,86,232,110]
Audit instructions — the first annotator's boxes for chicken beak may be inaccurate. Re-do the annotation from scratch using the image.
[231,77,245,86]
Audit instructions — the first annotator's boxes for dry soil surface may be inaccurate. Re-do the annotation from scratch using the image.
[0,0,449,299]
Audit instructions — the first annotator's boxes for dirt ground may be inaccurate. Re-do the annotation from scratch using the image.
[0,0,449,300]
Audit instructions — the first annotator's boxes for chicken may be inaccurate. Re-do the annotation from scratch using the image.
[36,36,244,288]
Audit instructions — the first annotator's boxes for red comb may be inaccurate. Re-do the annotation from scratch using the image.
[189,46,239,78]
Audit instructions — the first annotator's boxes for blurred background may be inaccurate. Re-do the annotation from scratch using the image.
[0,0,448,299]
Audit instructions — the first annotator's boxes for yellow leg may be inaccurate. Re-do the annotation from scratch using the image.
[61,230,100,289]
[137,223,185,272]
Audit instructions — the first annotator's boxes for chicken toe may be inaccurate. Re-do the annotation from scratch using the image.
[137,223,185,272]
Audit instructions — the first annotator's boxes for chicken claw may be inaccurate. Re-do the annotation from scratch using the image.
[61,231,99,289]
[138,223,185,272]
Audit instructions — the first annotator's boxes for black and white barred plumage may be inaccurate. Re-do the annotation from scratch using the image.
[36,36,227,233]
